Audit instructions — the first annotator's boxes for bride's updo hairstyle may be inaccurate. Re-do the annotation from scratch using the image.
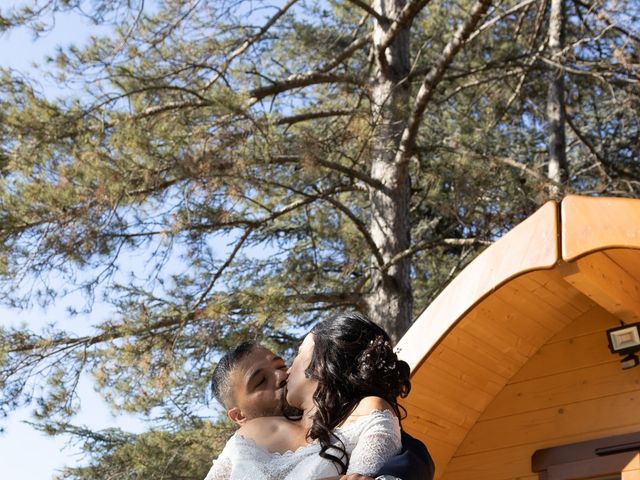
[305,312,411,473]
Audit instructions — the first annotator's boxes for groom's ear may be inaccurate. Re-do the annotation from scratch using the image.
[227,407,247,425]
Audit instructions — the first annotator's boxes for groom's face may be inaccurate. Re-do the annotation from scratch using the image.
[227,347,289,424]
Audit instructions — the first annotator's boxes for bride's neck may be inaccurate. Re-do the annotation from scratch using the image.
[299,404,317,430]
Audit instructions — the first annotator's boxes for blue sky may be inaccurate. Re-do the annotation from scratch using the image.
[0,9,149,479]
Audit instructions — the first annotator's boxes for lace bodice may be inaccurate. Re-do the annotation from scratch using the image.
[204,409,401,480]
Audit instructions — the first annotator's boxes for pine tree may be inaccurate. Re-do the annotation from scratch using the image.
[0,1,638,477]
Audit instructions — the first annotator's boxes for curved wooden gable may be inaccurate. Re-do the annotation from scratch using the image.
[397,195,640,480]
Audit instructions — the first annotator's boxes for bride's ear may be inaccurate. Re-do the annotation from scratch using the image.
[227,407,247,425]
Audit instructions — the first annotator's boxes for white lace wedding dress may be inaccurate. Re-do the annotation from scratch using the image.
[204,409,401,480]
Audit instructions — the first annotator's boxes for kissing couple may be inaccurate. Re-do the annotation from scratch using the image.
[205,312,435,480]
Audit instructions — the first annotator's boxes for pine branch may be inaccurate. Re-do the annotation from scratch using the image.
[395,0,493,166]
[269,155,390,193]
[350,236,491,293]
[380,237,492,273]
[6,285,363,357]
[318,34,372,73]
[378,0,433,52]
[319,193,385,267]
[274,109,355,126]
[203,0,301,91]
[190,227,254,311]
[407,52,530,82]
[6,314,186,354]
[573,0,640,43]
[484,0,548,130]
[438,66,528,104]
[565,114,613,184]
[88,37,370,125]
[291,291,364,307]
[467,0,537,44]
[346,0,387,24]
[135,100,213,120]
[487,43,547,130]
[249,72,364,101]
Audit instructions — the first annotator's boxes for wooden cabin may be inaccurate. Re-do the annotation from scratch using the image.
[396,195,640,480]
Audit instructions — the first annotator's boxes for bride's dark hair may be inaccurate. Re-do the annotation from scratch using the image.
[305,312,411,473]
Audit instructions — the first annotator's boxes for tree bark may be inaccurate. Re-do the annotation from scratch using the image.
[547,0,568,197]
[366,0,413,343]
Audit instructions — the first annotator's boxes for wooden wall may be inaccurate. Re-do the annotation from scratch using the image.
[441,303,640,480]
[398,197,640,479]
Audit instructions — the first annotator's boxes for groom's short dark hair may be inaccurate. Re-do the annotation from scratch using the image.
[211,341,259,408]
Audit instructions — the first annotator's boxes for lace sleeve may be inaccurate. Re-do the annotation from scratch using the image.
[346,410,402,475]
[203,450,232,480]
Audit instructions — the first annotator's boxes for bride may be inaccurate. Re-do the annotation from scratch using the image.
[206,312,412,479]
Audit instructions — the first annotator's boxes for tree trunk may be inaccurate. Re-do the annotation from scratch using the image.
[547,0,568,197]
[366,0,413,343]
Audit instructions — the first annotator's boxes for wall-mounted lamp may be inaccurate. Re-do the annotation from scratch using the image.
[607,322,640,370]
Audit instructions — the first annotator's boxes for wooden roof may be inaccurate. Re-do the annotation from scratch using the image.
[396,195,640,475]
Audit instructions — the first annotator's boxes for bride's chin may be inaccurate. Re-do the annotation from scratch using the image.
[281,389,303,418]
[284,391,295,407]
[284,390,300,409]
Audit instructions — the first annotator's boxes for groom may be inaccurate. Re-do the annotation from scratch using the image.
[206,342,435,480]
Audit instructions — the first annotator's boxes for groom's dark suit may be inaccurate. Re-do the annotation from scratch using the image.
[376,431,435,480]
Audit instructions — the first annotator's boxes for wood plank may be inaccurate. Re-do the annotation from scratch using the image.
[548,304,620,343]
[510,328,617,383]
[444,443,546,480]
[452,317,533,369]
[495,277,576,333]
[433,326,526,378]
[444,424,640,480]
[401,410,469,459]
[464,293,556,356]
[481,360,640,420]
[623,455,640,480]
[607,249,640,284]
[416,349,505,396]
[397,201,559,371]
[525,268,596,314]
[402,403,468,441]
[559,251,640,323]
[517,274,587,320]
[405,381,484,426]
[623,469,640,480]
[503,274,576,325]
[402,422,457,480]
[561,195,640,262]
[457,391,640,456]
[626,454,640,470]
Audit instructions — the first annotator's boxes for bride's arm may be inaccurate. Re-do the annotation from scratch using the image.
[315,397,403,480]
[343,397,402,476]
[203,448,232,480]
